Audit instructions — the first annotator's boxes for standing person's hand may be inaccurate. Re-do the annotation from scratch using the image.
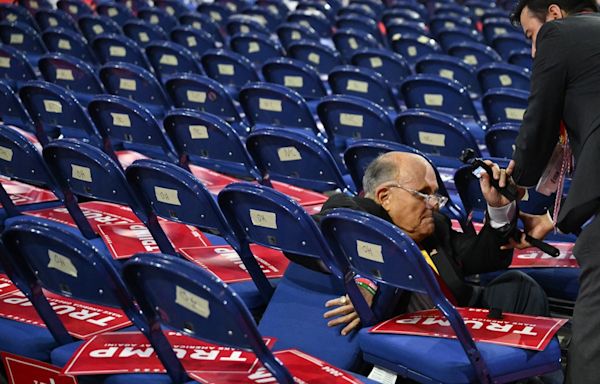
[501,211,555,250]
[479,160,525,207]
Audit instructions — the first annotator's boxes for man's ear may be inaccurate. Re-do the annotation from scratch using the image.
[547,4,566,20]
[375,186,391,211]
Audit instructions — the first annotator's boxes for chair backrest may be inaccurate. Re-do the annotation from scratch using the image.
[287,40,342,75]
[332,28,379,62]
[163,109,261,180]
[121,252,294,384]
[146,41,203,80]
[482,87,529,125]
[229,32,284,66]
[336,14,383,44]
[0,43,37,88]
[19,80,101,145]
[226,14,271,37]
[395,108,480,167]
[382,8,424,26]
[508,48,532,69]
[87,94,178,162]
[429,14,472,36]
[491,33,529,60]
[77,15,122,42]
[34,9,78,32]
[0,21,47,59]
[447,41,502,67]
[261,57,327,101]
[239,82,319,134]
[389,33,441,64]
[286,10,331,37]
[319,208,491,383]
[164,73,243,125]
[38,53,105,104]
[57,0,93,19]
[482,17,518,43]
[246,127,354,193]
[154,0,189,17]
[385,19,428,39]
[138,7,179,32]
[41,27,98,65]
[0,80,35,132]
[484,122,519,159]
[96,2,134,26]
[350,48,412,88]
[436,27,484,51]
[197,2,232,26]
[200,48,259,91]
[400,74,480,121]
[328,65,398,112]
[0,4,37,30]
[415,54,481,98]
[276,22,320,49]
[16,0,53,14]
[170,25,215,58]
[122,19,168,47]
[297,1,335,20]
[178,12,223,45]
[477,62,531,93]
[91,33,152,71]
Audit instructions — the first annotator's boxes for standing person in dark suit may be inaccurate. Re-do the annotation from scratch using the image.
[507,1,600,382]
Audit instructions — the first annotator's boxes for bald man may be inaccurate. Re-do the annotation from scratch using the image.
[319,152,549,336]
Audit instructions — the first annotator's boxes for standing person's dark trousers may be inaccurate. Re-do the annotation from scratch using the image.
[479,270,550,316]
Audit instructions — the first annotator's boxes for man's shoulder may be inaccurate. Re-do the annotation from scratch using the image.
[313,193,388,222]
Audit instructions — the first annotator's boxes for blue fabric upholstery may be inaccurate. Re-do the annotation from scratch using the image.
[0,318,57,361]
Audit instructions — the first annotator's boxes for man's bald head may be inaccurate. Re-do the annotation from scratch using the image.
[362,152,432,198]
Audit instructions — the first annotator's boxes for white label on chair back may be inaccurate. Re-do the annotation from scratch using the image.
[138,32,149,43]
[249,209,277,229]
[92,25,104,35]
[308,53,320,64]
[210,11,221,21]
[49,17,58,27]
[58,39,72,50]
[284,75,303,88]
[175,286,210,318]
[248,41,260,53]
[299,20,310,28]
[444,21,455,28]
[424,94,443,107]
[499,74,513,86]
[463,55,478,65]
[109,46,127,57]
[0,146,13,162]
[218,64,234,75]
[43,100,63,114]
[346,80,368,93]
[254,15,267,26]
[192,21,202,30]
[165,6,174,15]
[10,34,23,44]
[259,98,282,112]
[189,124,209,139]
[340,113,364,127]
[69,5,78,14]
[6,14,16,22]
[368,366,398,384]
[71,164,92,182]
[149,15,159,24]
[356,240,384,263]
[348,38,358,50]
[505,107,525,121]
[277,146,302,161]
[370,57,382,68]
[111,112,131,127]
[186,36,197,47]
[119,78,136,91]
[240,25,249,33]
[417,35,430,44]
[48,250,78,278]
[56,68,74,81]
[439,69,454,80]
[159,54,178,66]
[418,131,446,147]
[407,46,417,57]
[0,57,10,68]
[494,27,507,35]
[291,31,301,40]
[391,34,401,41]
[187,90,207,103]
[107,7,118,16]
[154,186,181,206]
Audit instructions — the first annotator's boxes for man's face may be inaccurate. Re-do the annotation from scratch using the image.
[379,161,440,244]
[520,5,565,58]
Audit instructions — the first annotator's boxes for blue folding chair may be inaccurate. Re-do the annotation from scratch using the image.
[19,80,101,146]
[351,48,412,91]
[96,2,134,27]
[385,18,429,38]
[41,28,98,65]
[482,17,519,45]
[276,22,320,49]
[508,48,533,69]
[56,0,93,19]
[287,39,343,75]
[116,0,151,15]
[386,1,428,21]
[88,94,178,162]
[329,65,399,113]
[0,44,37,89]
[482,88,529,125]
[34,8,77,32]
[395,108,480,168]
[448,41,502,67]
[297,0,335,20]
[91,33,153,71]
[197,2,232,26]
[154,0,189,17]
[138,6,179,33]
[122,19,168,47]
[491,33,530,60]
[77,14,122,42]
[170,25,215,59]
[320,209,562,383]
[146,41,203,80]
[178,12,224,46]
[0,21,47,66]
[0,4,37,30]
[164,73,248,136]
[338,3,378,20]
[15,0,53,13]
[436,27,485,51]
[415,54,481,98]
[336,14,383,45]
[0,81,35,132]
[38,53,105,107]
[258,0,291,19]
[389,33,442,66]
[229,32,284,67]
[433,2,471,18]
[382,8,424,25]
[477,62,531,93]
[163,109,261,179]
[226,14,271,37]
[332,28,380,62]
[239,82,323,139]
[484,122,519,159]
[246,128,355,194]
[200,48,259,97]
[429,14,473,36]
[287,10,332,37]
[261,57,327,101]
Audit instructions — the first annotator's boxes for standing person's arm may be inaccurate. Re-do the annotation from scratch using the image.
[511,22,570,187]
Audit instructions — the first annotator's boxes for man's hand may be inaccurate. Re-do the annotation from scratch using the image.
[480,160,525,207]
[501,211,555,250]
[323,286,374,336]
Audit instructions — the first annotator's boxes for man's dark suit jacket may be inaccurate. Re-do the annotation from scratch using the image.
[512,13,600,233]
[314,194,515,313]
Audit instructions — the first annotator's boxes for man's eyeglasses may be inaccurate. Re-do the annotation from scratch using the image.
[387,184,448,209]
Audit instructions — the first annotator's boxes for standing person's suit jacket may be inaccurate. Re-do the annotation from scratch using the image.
[314,194,515,313]
[512,13,600,234]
